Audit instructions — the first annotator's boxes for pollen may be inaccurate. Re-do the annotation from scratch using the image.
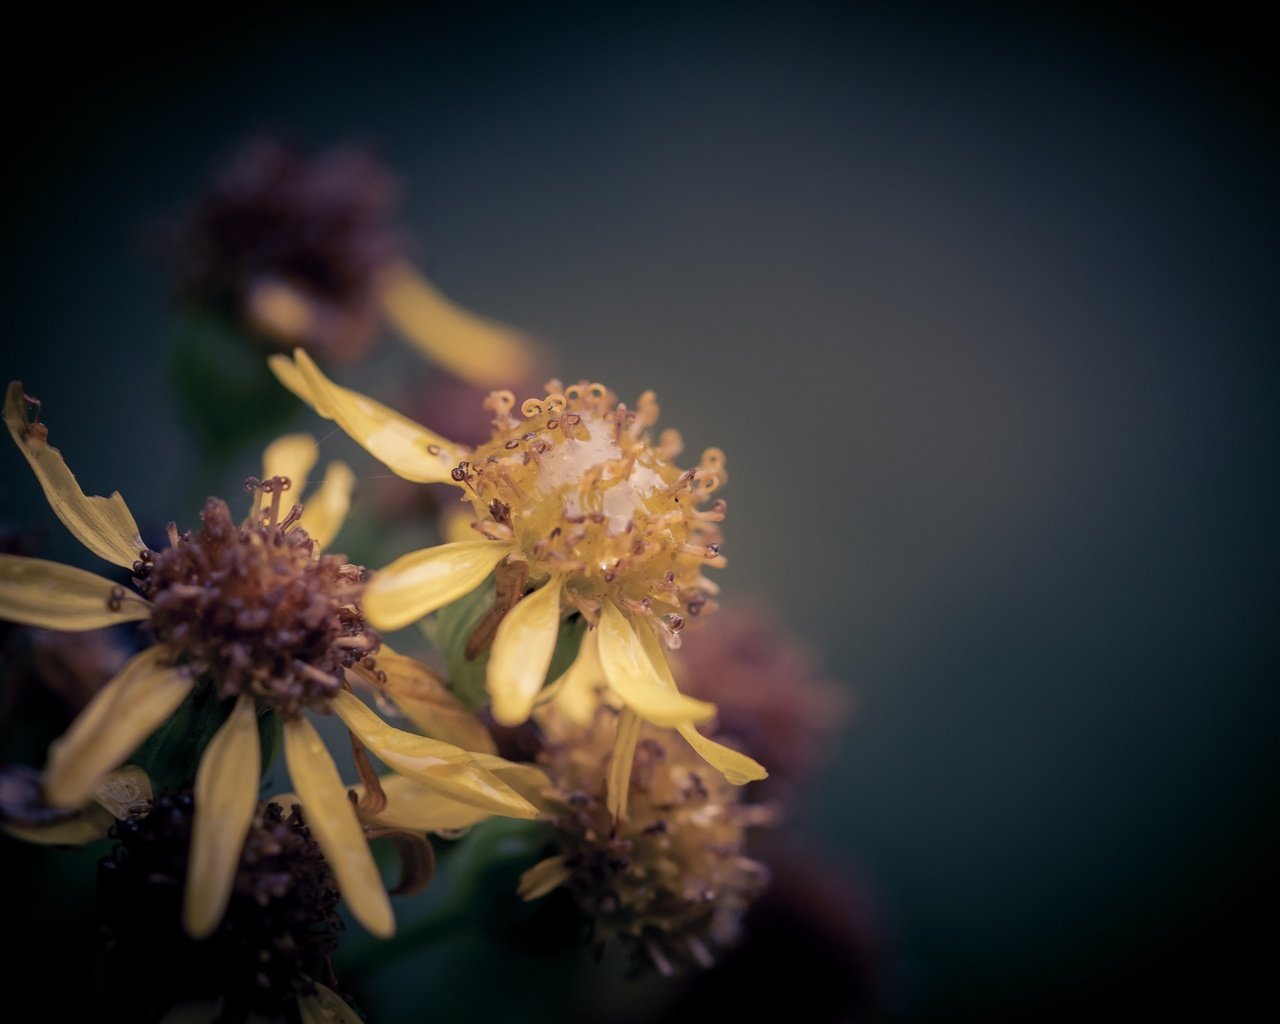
[458,382,726,636]
[141,476,378,718]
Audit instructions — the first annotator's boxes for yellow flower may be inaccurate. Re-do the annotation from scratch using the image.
[269,350,766,814]
[0,382,537,940]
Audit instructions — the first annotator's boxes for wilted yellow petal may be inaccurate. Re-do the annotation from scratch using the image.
[45,646,193,808]
[184,693,261,939]
[469,754,552,812]
[362,646,496,754]
[0,553,151,630]
[488,576,564,727]
[606,708,642,822]
[597,601,715,728]
[355,774,494,833]
[269,349,465,484]
[4,381,144,569]
[634,623,768,786]
[92,765,153,819]
[283,717,394,938]
[298,461,354,551]
[379,263,537,387]
[330,691,536,819]
[298,983,366,1024]
[364,541,513,631]
[262,432,318,495]
[518,855,571,901]
[2,812,112,846]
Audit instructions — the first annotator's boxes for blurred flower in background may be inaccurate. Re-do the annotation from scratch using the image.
[165,138,537,458]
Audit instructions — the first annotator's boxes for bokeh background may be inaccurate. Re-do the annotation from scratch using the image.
[2,3,1276,1019]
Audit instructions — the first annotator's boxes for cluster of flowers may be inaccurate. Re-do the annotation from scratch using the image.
[0,143,851,1022]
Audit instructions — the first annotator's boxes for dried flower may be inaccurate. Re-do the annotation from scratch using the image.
[172,138,534,382]
[0,384,536,939]
[520,708,773,976]
[100,790,363,1022]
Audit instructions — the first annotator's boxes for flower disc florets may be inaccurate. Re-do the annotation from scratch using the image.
[100,791,343,1017]
[541,708,771,976]
[140,479,377,718]
[457,382,727,633]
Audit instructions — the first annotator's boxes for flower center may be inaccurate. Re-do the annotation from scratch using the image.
[139,478,377,718]
[457,383,727,630]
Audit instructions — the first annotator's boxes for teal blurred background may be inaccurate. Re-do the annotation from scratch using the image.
[2,3,1276,1019]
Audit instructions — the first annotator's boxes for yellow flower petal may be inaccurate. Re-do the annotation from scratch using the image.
[298,982,366,1024]
[45,645,193,808]
[597,600,715,728]
[379,263,537,387]
[262,432,319,495]
[468,754,552,812]
[365,645,496,754]
[298,461,354,551]
[4,381,144,569]
[283,716,394,938]
[184,693,261,939]
[541,629,611,725]
[488,575,564,727]
[330,691,537,819]
[269,349,465,484]
[517,854,571,901]
[2,812,112,846]
[354,774,494,833]
[634,622,769,786]
[0,553,151,630]
[672,723,769,786]
[441,506,477,545]
[606,707,642,822]
[364,541,514,631]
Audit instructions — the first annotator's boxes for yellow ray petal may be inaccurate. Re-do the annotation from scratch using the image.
[379,263,537,387]
[518,854,571,901]
[441,506,477,545]
[0,553,151,630]
[330,691,537,819]
[298,461,354,551]
[184,693,261,939]
[673,724,769,786]
[262,432,319,495]
[364,541,513,632]
[606,708,642,822]
[298,983,366,1024]
[469,754,552,812]
[488,576,564,727]
[634,623,768,785]
[4,381,144,569]
[45,646,192,808]
[283,716,394,938]
[364,646,496,754]
[597,601,715,728]
[354,774,494,833]
[541,629,611,725]
[269,349,465,484]
[2,811,113,846]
